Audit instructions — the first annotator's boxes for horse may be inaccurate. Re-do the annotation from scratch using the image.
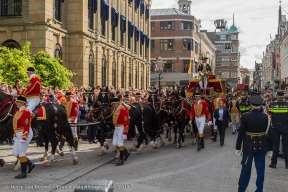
[0,92,78,167]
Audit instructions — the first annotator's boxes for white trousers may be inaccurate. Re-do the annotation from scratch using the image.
[27,98,40,112]
[68,118,78,138]
[112,127,124,147]
[195,116,206,134]
[199,80,208,88]
[13,128,33,157]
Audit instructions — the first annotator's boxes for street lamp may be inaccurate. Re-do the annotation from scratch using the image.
[155,56,164,90]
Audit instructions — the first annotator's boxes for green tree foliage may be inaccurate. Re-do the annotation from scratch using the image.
[0,42,74,89]
[33,51,74,89]
[0,42,31,85]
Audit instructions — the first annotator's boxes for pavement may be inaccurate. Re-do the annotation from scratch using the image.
[0,126,287,192]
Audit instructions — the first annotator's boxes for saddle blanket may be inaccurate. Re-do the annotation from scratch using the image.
[37,106,47,121]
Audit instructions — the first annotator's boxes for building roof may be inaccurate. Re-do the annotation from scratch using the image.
[151,8,192,16]
[240,68,250,74]
[229,24,238,33]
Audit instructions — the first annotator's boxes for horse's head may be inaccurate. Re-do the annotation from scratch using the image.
[97,86,110,113]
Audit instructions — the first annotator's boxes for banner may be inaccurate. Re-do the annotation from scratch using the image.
[187,51,194,74]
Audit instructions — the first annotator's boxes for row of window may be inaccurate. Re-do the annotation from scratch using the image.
[219,71,238,78]
[217,57,238,61]
[220,62,238,67]
[150,60,200,73]
[215,34,238,41]
[151,39,199,53]
[215,45,238,53]
[151,21,198,31]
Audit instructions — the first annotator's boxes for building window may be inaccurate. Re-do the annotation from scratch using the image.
[151,40,155,52]
[89,51,95,87]
[54,0,61,21]
[101,16,106,36]
[88,0,93,29]
[54,44,62,59]
[121,62,125,88]
[232,45,237,53]
[220,35,226,40]
[120,30,124,46]
[151,22,155,30]
[128,34,131,49]
[234,62,238,67]
[221,61,229,66]
[112,59,116,86]
[102,55,107,86]
[195,41,198,54]
[160,39,175,51]
[183,60,190,73]
[160,21,175,30]
[230,71,237,78]
[221,72,230,78]
[183,39,193,51]
[181,22,192,30]
[163,60,175,72]
[231,57,237,61]
[140,43,143,55]
[195,24,199,33]
[135,65,138,88]
[128,0,132,5]
[215,45,221,50]
[1,0,22,16]
[1,40,21,49]
[222,46,230,54]
[112,24,116,41]
[129,62,132,86]
[231,35,237,40]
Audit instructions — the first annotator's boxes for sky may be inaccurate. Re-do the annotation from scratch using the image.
[151,0,288,69]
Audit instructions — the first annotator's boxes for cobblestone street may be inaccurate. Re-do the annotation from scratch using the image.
[0,127,287,192]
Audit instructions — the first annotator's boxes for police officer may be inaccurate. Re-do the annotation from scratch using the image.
[268,91,288,169]
[236,96,273,192]
[239,97,250,116]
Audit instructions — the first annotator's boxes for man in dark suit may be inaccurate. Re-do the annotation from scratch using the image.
[236,96,273,192]
[213,100,232,146]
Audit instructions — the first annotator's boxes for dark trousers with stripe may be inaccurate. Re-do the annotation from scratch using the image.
[238,152,266,192]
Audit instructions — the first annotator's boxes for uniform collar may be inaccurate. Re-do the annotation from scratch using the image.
[19,106,26,111]
[29,74,36,79]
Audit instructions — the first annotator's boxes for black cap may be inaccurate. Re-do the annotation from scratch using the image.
[135,93,141,97]
[27,66,35,72]
[111,97,120,104]
[215,89,220,93]
[194,91,201,96]
[249,96,263,107]
[15,95,27,104]
[277,91,284,97]
[123,94,129,98]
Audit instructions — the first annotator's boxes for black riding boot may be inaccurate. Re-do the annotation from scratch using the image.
[74,141,78,151]
[116,151,124,166]
[212,132,217,142]
[197,137,201,151]
[201,137,205,148]
[26,158,35,174]
[15,162,27,179]
[0,159,5,167]
[59,139,65,151]
[124,148,130,162]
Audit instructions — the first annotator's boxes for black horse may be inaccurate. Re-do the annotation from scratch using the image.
[0,92,78,167]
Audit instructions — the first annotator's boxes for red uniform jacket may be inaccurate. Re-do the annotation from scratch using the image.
[113,105,130,135]
[212,97,226,112]
[19,75,41,98]
[13,107,31,140]
[64,99,79,121]
[190,100,212,121]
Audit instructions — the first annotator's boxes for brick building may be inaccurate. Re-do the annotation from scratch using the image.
[0,0,151,89]
[207,19,240,89]
[150,1,215,88]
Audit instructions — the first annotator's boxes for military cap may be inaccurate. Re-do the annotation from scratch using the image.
[65,91,72,97]
[249,96,263,107]
[15,95,27,104]
[111,97,120,105]
[194,91,201,96]
[135,93,142,97]
[123,94,129,98]
[277,91,284,97]
[215,89,220,93]
[27,66,35,72]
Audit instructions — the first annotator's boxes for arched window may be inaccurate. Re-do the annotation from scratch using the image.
[187,5,190,10]
[121,61,125,88]
[112,59,117,87]
[89,51,95,87]
[102,55,107,86]
[54,43,62,59]
[1,39,21,50]
[183,4,186,10]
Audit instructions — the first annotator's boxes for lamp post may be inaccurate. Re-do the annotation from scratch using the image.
[155,56,164,90]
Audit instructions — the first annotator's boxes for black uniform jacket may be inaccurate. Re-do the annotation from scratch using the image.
[197,63,211,73]
[236,110,273,152]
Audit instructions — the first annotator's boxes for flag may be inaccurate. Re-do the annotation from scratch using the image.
[187,51,194,74]
[272,52,276,69]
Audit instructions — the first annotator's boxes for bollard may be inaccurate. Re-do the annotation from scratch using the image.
[74,180,113,192]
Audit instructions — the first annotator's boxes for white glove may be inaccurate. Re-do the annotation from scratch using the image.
[13,137,17,142]
[189,120,192,125]
[200,72,204,76]
[267,151,272,157]
[20,139,26,143]
[122,135,127,140]
[208,121,212,126]
[236,150,241,156]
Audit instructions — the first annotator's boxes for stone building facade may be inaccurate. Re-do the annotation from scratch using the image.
[0,0,151,89]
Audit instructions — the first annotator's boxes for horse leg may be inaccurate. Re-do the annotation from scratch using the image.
[97,128,107,156]
[13,158,20,171]
[40,133,49,161]
[44,137,57,167]
[173,125,177,144]
[159,135,165,146]
[131,137,137,151]
[180,122,186,147]
[192,122,198,145]
[167,122,172,142]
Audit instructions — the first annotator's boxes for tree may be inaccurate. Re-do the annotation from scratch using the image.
[32,51,74,89]
[0,42,31,85]
[0,42,74,89]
